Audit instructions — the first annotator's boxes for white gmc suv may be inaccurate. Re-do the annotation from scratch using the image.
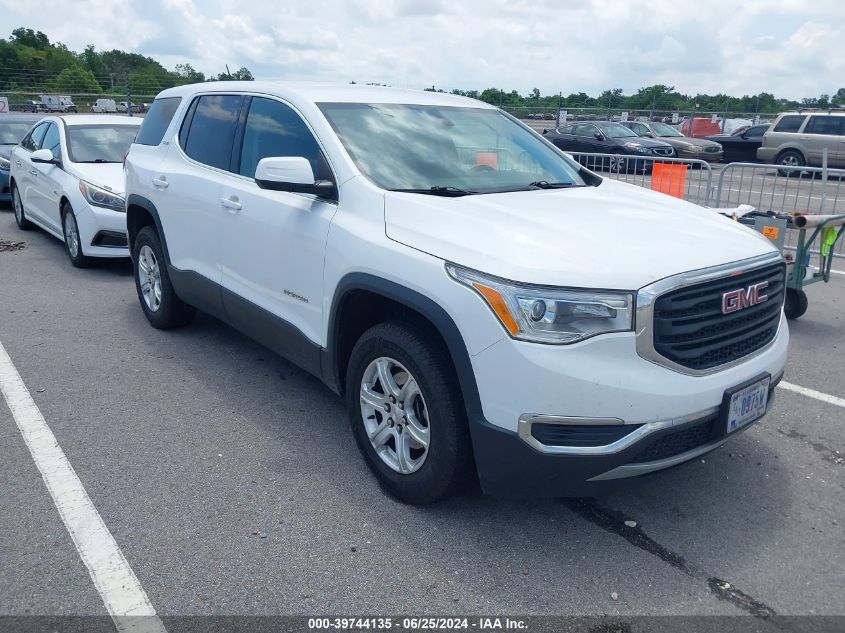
[124,82,788,504]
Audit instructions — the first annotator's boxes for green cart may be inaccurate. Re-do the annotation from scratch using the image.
[739,213,845,319]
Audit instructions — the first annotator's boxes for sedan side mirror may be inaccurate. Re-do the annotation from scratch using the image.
[643,132,654,138]
[594,133,605,141]
[31,148,59,164]
[255,156,336,199]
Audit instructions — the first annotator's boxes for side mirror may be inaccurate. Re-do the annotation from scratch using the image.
[594,132,605,141]
[31,148,58,164]
[255,156,336,199]
[643,132,654,138]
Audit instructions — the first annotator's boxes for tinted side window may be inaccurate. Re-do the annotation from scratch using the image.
[747,125,769,137]
[40,123,61,160]
[574,124,595,137]
[774,115,806,133]
[135,97,182,146]
[804,116,844,136]
[632,123,649,135]
[22,122,49,151]
[238,97,325,178]
[183,95,244,170]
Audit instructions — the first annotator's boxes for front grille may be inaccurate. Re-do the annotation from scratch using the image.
[631,415,718,463]
[531,423,641,447]
[652,262,785,371]
[652,147,674,156]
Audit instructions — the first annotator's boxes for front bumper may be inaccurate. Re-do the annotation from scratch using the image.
[678,149,723,162]
[74,198,129,258]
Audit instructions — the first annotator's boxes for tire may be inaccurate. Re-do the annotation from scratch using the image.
[11,183,32,230]
[606,154,628,174]
[62,204,93,268]
[784,288,808,320]
[776,150,805,177]
[345,321,471,504]
[132,226,196,329]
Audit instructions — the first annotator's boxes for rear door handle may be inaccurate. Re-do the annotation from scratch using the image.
[152,176,168,189]
[220,196,242,212]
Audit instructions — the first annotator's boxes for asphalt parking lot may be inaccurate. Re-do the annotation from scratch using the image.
[1,204,844,625]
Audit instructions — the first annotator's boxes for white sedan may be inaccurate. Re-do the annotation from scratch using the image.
[10,115,141,267]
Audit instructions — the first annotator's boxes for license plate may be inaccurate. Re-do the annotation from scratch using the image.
[725,376,770,434]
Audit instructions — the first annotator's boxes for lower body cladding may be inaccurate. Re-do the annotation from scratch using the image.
[467,315,789,498]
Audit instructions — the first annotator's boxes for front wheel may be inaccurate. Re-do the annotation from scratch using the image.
[62,205,92,268]
[132,226,196,329]
[12,184,32,230]
[777,150,805,177]
[346,321,471,504]
[784,288,808,319]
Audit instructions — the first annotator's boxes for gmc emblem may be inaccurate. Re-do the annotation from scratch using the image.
[722,281,769,314]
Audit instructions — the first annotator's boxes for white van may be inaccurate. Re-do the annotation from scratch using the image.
[41,95,77,113]
[92,98,118,113]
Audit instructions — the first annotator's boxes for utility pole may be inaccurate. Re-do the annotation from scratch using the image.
[607,91,612,120]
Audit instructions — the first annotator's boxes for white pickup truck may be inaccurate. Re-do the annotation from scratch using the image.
[123,83,788,503]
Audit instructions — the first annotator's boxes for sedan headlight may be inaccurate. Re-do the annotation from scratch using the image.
[446,264,634,344]
[0,156,10,170]
[623,142,652,154]
[79,181,125,212]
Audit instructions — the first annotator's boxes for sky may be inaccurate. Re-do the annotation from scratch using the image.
[1,0,843,100]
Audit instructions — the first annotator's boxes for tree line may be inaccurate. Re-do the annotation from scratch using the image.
[0,27,253,98]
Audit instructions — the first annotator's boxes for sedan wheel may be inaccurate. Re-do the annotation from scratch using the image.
[12,185,32,230]
[62,206,92,267]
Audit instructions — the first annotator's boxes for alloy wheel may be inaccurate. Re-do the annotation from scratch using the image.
[137,245,163,312]
[13,188,22,223]
[64,213,80,258]
[359,356,431,474]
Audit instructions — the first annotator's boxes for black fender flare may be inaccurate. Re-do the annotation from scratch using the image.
[126,194,171,264]
[324,273,483,422]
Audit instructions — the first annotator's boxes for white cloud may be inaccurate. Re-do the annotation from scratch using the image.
[0,0,843,99]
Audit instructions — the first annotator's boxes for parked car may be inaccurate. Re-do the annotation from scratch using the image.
[544,121,676,172]
[116,101,139,113]
[20,100,45,113]
[680,117,721,138]
[41,95,77,113]
[704,124,769,163]
[91,98,118,113]
[124,83,787,504]
[0,114,43,204]
[621,120,723,161]
[757,112,845,173]
[9,115,141,266]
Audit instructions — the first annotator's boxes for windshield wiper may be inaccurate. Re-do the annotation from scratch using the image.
[391,185,476,197]
[527,181,580,189]
[76,159,117,163]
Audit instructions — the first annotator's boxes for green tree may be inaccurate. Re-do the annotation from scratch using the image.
[49,66,101,93]
[174,63,205,83]
[10,27,50,49]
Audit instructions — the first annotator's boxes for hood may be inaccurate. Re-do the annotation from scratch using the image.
[617,136,671,149]
[67,162,125,196]
[660,137,722,150]
[384,178,777,290]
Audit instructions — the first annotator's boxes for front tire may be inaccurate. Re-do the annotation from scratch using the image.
[776,150,805,177]
[346,321,471,504]
[132,226,196,329]
[12,184,32,230]
[62,204,92,268]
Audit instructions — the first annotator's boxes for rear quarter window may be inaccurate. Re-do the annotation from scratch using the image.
[804,116,845,136]
[135,97,182,146]
[773,115,806,133]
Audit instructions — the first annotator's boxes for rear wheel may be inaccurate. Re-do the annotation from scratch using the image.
[132,226,196,329]
[12,184,32,230]
[784,288,808,320]
[776,150,805,177]
[346,321,471,504]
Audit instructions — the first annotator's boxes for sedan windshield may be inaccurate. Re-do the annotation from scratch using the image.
[0,122,36,144]
[66,125,139,163]
[318,103,586,193]
[650,122,684,137]
[595,123,638,138]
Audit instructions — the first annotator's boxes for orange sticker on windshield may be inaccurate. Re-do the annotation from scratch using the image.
[763,226,779,239]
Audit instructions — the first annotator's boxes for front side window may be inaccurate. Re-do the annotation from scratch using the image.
[650,122,683,137]
[22,122,48,152]
[40,123,61,160]
[804,116,844,136]
[67,125,139,163]
[630,123,650,135]
[239,97,326,179]
[181,94,244,170]
[319,103,586,193]
[596,123,638,138]
[774,115,806,133]
[574,124,597,137]
[135,97,182,146]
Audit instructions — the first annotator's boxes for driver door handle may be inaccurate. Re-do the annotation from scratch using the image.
[152,176,169,189]
[29,169,38,176]
[14,160,21,167]
[220,196,242,212]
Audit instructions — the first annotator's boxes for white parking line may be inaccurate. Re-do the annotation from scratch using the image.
[779,381,845,409]
[0,340,167,633]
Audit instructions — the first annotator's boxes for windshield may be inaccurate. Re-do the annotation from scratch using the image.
[650,122,684,137]
[318,103,586,193]
[0,122,36,144]
[66,125,139,163]
[596,123,638,138]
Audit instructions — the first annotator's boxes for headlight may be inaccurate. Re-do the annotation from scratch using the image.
[79,181,125,212]
[0,156,10,170]
[623,142,652,154]
[446,264,634,344]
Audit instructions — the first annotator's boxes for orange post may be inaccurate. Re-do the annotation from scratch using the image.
[651,163,688,199]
